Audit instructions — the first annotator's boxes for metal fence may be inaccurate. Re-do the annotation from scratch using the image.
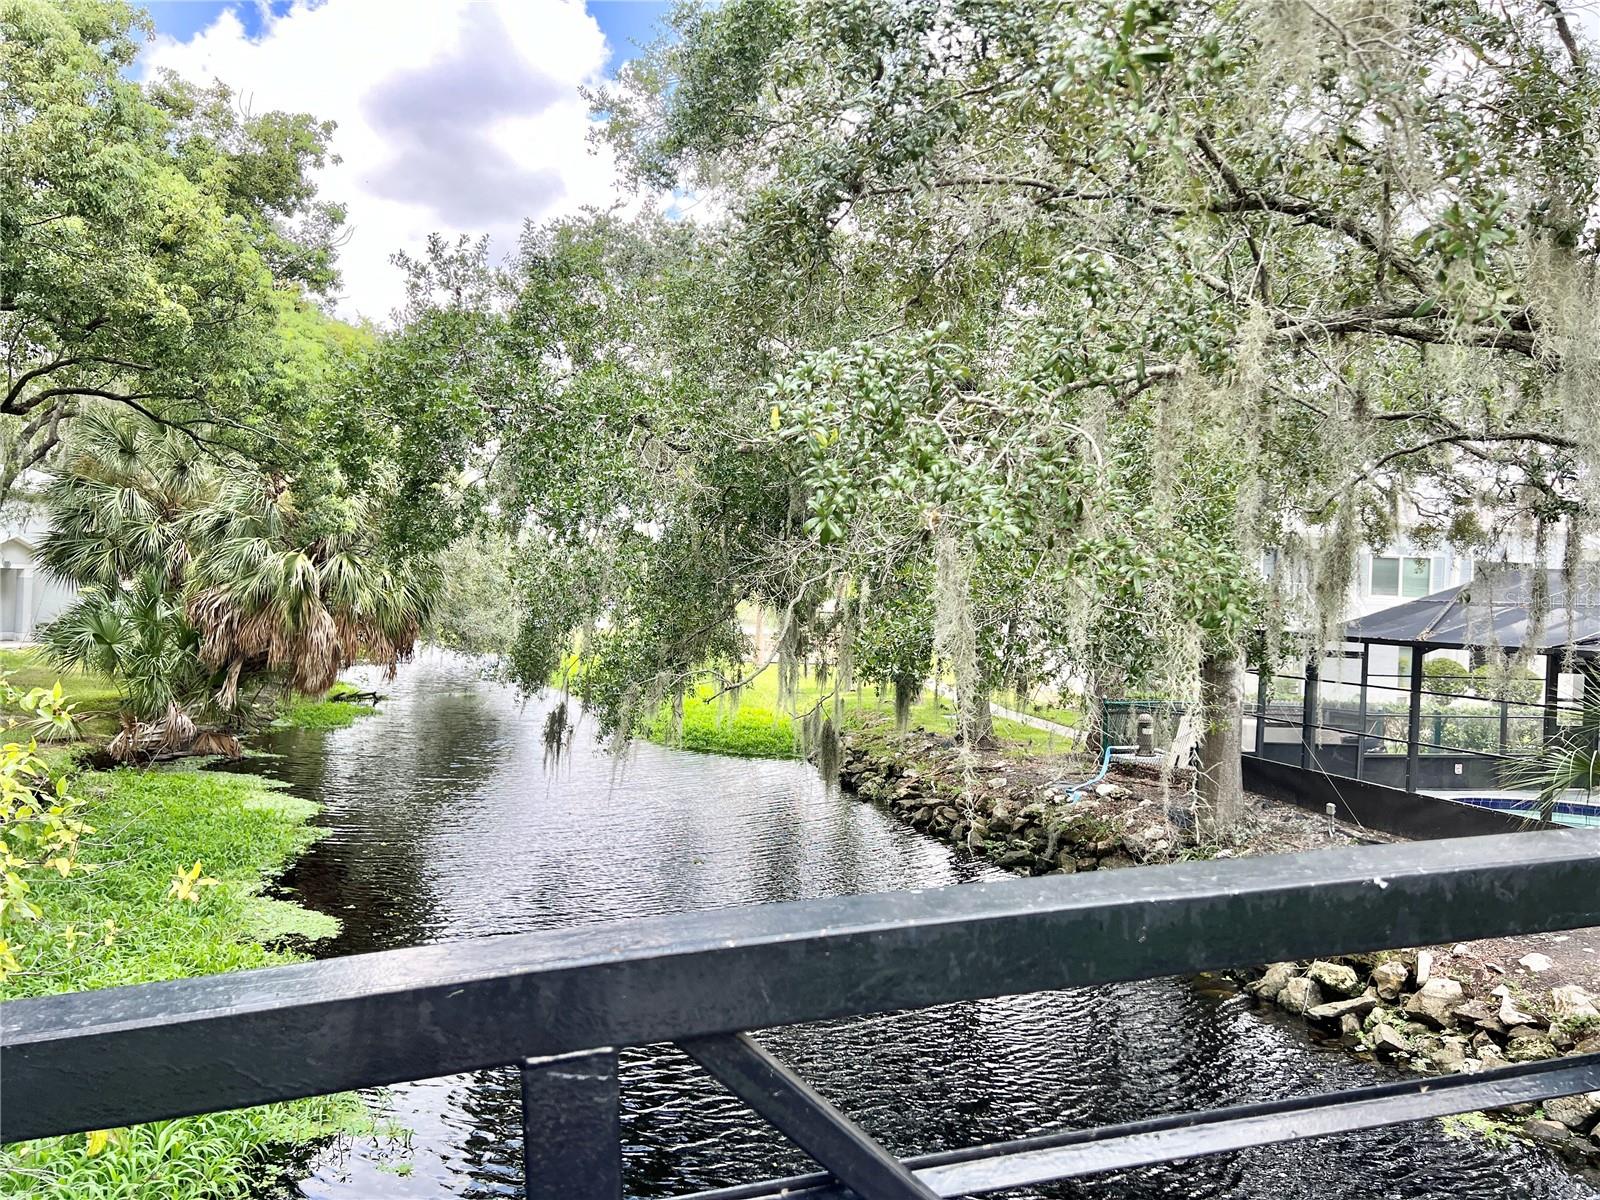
[5,831,1600,1199]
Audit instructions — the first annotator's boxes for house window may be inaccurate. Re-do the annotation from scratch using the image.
[1371,555,1433,599]
[1402,556,1432,598]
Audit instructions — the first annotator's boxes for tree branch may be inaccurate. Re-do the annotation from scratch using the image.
[1272,305,1539,357]
[1311,428,1577,516]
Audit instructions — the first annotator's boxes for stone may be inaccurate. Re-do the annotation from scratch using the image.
[1121,824,1171,861]
[1498,993,1538,1027]
[1519,952,1555,974]
[1416,950,1435,986]
[1370,1024,1412,1057]
[1469,1028,1500,1053]
[1524,1118,1579,1149]
[1371,960,1409,1001]
[1429,1037,1469,1070]
[1402,977,1466,1029]
[1552,985,1600,1021]
[1504,1033,1558,1063]
[1250,962,1298,1002]
[1307,960,1363,997]
[1453,1000,1500,1028]
[1577,1035,1600,1056]
[1279,976,1323,1016]
[1544,1092,1600,1133]
[1307,993,1379,1023]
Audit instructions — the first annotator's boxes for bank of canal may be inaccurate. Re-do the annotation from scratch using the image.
[237,650,1594,1199]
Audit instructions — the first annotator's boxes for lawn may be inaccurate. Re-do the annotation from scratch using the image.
[0,645,122,740]
[644,665,1085,759]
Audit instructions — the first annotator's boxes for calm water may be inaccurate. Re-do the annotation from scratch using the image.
[237,651,1595,1199]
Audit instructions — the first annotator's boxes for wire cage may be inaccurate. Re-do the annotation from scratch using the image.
[1099,698,1188,749]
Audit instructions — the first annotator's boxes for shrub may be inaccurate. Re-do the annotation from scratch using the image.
[1423,658,1470,697]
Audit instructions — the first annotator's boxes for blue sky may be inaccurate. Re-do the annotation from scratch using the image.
[140,1,679,320]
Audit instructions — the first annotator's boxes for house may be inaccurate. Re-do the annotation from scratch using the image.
[0,505,79,642]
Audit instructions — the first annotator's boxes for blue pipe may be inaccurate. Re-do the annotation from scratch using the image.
[1060,741,1114,803]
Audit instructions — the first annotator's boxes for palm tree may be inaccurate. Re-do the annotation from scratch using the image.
[38,408,437,759]
[1503,709,1600,823]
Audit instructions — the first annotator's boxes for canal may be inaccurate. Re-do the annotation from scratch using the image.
[239,651,1596,1198]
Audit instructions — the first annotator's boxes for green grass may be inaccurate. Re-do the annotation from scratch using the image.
[0,646,122,741]
[0,764,376,1199]
[274,682,378,731]
[1004,691,1084,730]
[642,666,1083,759]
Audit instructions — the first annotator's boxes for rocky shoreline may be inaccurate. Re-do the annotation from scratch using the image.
[838,726,1600,1172]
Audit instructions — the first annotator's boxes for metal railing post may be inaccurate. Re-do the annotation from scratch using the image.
[1254,668,1268,757]
[1406,651,1424,793]
[1300,656,1320,770]
[1355,644,1370,781]
[1545,652,1562,747]
[522,1050,622,1200]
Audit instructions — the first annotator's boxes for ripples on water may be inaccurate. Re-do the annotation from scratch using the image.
[235,651,1596,1199]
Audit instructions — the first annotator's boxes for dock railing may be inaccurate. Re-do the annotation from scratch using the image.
[5,831,1600,1198]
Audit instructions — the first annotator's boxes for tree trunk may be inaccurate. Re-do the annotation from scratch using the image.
[1196,650,1245,838]
[963,690,998,749]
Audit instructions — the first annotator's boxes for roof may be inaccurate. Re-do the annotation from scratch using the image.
[1344,567,1600,652]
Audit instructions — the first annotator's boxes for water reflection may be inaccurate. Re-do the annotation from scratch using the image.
[232,651,1595,1199]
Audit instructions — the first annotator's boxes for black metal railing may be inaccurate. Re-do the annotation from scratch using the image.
[5,831,1600,1198]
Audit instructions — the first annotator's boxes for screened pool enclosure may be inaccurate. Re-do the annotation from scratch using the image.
[1244,568,1600,827]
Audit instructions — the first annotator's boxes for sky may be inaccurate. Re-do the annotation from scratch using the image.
[140,1,674,322]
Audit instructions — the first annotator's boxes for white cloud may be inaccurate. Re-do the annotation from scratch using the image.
[144,0,626,322]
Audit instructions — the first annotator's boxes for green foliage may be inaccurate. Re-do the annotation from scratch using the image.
[0,690,91,953]
[0,648,122,741]
[1504,727,1600,821]
[642,667,1078,759]
[648,693,798,758]
[1423,658,1471,697]
[274,693,374,731]
[426,530,521,658]
[0,764,373,1198]
[0,0,351,497]
[1439,1110,1525,1150]
[358,0,1599,813]
[39,407,436,758]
